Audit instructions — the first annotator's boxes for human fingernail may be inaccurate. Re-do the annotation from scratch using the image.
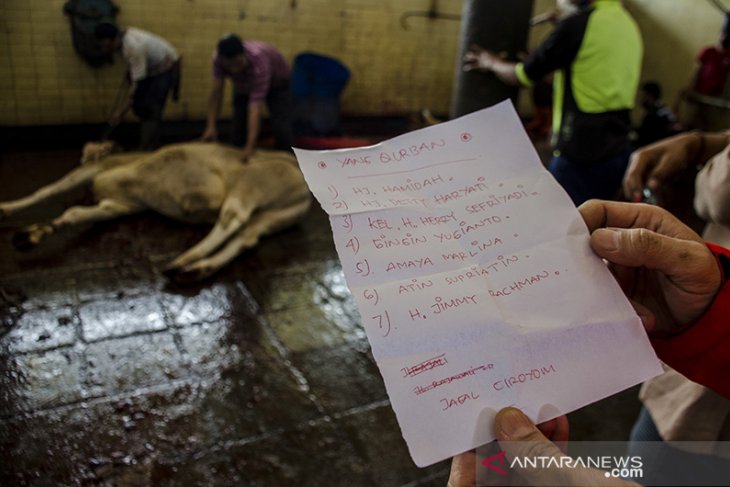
[593,228,620,252]
[497,408,536,440]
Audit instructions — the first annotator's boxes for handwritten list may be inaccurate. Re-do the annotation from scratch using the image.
[294,101,662,467]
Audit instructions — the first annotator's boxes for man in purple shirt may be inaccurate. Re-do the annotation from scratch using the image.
[201,34,292,161]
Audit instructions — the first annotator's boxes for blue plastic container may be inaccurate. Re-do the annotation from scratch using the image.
[291,52,351,135]
[291,53,350,98]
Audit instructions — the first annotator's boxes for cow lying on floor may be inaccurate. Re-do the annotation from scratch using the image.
[0,142,312,282]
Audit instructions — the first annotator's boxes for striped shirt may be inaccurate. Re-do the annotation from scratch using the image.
[212,40,290,102]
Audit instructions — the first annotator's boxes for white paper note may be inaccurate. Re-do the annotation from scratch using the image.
[293,101,662,467]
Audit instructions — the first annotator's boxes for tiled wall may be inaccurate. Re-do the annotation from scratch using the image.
[0,0,462,126]
[1,0,726,126]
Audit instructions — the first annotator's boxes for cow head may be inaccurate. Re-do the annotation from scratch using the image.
[81,141,118,164]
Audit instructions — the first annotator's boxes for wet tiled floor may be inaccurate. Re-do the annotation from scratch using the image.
[0,145,641,486]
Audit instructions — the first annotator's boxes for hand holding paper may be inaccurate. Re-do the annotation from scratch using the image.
[579,199,722,335]
[294,101,662,467]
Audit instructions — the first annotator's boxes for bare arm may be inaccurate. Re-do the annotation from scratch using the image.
[241,101,262,161]
[110,81,135,126]
[202,78,225,141]
[624,131,730,202]
[463,45,519,86]
[490,59,519,86]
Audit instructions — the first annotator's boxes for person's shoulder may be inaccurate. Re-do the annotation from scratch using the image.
[245,40,267,50]
[124,27,158,47]
[551,8,592,37]
[241,40,263,59]
[247,40,282,55]
[121,28,144,53]
[125,26,150,40]
[699,45,719,60]
[249,41,287,66]
[557,9,589,25]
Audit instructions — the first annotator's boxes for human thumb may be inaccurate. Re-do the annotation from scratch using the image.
[495,408,633,486]
[590,226,720,330]
[590,227,698,274]
[496,407,561,445]
[495,408,567,484]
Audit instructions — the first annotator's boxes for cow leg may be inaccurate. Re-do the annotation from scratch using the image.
[167,198,311,282]
[0,166,100,221]
[162,197,257,274]
[12,199,142,251]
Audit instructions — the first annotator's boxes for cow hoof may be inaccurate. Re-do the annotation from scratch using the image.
[12,231,37,252]
[172,267,204,284]
[161,265,201,283]
[161,265,181,280]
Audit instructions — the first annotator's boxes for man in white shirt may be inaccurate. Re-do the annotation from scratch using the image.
[95,22,180,149]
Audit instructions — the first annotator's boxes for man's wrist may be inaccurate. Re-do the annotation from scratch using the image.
[481,54,495,71]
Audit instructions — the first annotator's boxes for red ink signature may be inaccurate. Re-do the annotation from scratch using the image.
[401,354,448,378]
[413,364,494,395]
